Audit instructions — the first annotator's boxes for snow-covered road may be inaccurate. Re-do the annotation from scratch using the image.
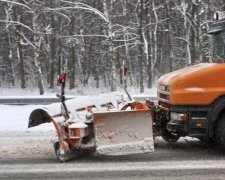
[1,95,225,179]
[0,130,225,179]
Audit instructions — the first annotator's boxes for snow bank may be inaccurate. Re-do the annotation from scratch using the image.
[0,104,52,131]
[0,89,157,131]
[0,92,127,131]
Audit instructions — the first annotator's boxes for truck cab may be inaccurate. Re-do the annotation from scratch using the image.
[157,13,225,147]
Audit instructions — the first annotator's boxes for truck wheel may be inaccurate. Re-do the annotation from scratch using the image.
[215,113,225,149]
[54,142,81,162]
[161,128,180,142]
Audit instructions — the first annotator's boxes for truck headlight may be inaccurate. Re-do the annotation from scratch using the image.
[170,112,187,122]
[159,85,170,92]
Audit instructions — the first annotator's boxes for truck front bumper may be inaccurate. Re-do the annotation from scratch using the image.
[167,122,189,136]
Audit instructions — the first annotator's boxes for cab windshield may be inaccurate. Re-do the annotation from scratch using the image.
[211,30,225,62]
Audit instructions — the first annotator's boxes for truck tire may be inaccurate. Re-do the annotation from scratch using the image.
[54,142,82,162]
[215,113,225,149]
[161,127,180,143]
[161,130,180,143]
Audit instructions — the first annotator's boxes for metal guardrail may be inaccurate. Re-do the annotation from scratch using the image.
[0,95,158,105]
[0,96,76,105]
[133,96,158,102]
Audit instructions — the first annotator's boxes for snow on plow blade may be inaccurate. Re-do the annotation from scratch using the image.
[93,110,154,156]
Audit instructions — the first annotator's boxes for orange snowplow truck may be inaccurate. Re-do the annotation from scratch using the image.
[28,13,225,162]
[156,13,225,147]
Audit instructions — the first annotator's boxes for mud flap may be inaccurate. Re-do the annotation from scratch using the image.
[93,110,154,156]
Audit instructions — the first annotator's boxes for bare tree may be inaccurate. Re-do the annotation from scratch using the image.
[3,2,15,87]
[0,0,222,92]
[136,0,145,93]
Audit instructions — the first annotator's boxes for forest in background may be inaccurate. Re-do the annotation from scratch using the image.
[0,0,225,95]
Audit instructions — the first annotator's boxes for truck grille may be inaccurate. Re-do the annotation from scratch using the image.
[158,101,170,108]
[159,93,170,100]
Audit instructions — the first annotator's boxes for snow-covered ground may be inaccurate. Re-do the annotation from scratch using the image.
[0,90,157,160]
[1,91,224,180]
[0,88,157,131]
[0,104,52,131]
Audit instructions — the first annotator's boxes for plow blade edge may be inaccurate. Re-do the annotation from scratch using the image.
[93,110,154,156]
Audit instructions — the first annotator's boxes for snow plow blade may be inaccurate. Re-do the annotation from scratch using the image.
[93,110,154,156]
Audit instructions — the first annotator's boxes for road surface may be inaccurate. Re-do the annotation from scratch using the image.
[1,130,225,179]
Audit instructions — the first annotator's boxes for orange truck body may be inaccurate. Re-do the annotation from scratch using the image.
[157,62,225,142]
[158,63,225,106]
[155,15,225,145]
